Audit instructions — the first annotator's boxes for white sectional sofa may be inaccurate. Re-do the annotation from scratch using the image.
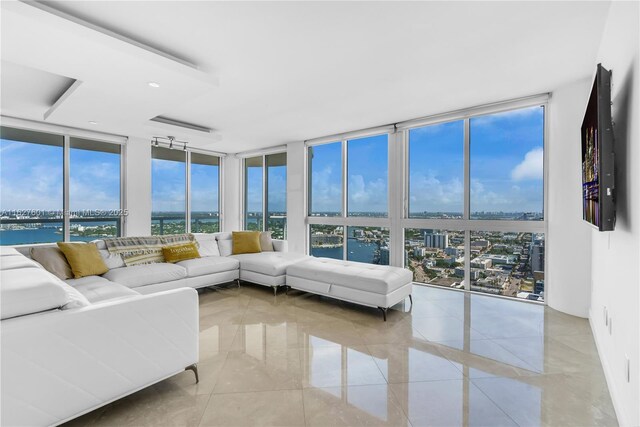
[1,232,291,426]
[1,231,414,425]
[0,248,199,427]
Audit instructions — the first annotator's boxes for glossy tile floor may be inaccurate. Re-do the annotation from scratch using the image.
[66,283,617,427]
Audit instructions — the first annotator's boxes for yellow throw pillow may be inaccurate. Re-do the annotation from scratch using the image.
[57,242,109,279]
[232,231,262,255]
[163,242,200,263]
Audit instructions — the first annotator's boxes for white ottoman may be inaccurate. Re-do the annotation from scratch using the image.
[286,257,413,320]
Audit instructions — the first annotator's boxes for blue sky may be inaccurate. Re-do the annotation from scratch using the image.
[151,157,220,213]
[2,105,542,216]
[246,161,287,213]
[0,140,120,212]
[311,105,544,215]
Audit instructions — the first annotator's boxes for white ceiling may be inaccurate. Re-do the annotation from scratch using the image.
[1,1,611,153]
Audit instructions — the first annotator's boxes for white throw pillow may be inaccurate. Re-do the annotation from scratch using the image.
[98,249,125,270]
[198,239,220,257]
[218,240,233,257]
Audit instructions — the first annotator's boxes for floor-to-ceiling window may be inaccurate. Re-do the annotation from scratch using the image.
[151,147,221,235]
[190,152,220,233]
[308,99,546,300]
[69,137,122,241]
[0,127,124,245]
[308,134,390,265]
[243,152,287,239]
[151,147,186,235]
[405,104,545,300]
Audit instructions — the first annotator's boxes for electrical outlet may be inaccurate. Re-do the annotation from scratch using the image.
[625,354,630,383]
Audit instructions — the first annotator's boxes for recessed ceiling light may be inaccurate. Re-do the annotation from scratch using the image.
[148,82,160,88]
[88,121,98,125]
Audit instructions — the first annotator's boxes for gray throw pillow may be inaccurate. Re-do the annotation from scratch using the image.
[30,246,73,280]
[260,231,274,252]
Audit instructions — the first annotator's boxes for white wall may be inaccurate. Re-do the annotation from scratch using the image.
[546,79,593,317]
[222,155,242,232]
[124,137,151,236]
[589,2,640,426]
[286,142,306,253]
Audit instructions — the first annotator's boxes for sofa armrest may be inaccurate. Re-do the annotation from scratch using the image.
[272,239,288,252]
[1,288,199,427]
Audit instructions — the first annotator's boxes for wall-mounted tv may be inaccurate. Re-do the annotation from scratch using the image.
[582,64,615,231]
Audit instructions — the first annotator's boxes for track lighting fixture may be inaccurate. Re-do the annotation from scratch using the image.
[151,135,189,150]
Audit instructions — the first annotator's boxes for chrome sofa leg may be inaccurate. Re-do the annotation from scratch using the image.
[272,286,278,296]
[236,278,241,288]
[378,307,388,322]
[185,364,199,384]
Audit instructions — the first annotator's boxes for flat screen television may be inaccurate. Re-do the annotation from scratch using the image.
[582,64,615,231]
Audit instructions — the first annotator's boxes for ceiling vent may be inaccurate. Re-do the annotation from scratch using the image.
[149,116,213,134]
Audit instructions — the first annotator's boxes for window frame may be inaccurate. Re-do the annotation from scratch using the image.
[305,95,548,301]
[151,146,222,235]
[0,126,126,243]
[307,133,392,261]
[242,151,288,238]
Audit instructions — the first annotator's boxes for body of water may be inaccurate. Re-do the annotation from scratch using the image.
[312,238,383,264]
[0,222,115,245]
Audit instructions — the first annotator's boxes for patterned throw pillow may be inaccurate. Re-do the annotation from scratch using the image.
[103,234,197,266]
[162,243,201,263]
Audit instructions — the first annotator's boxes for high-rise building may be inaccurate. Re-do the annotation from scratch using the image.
[530,236,545,274]
[424,231,449,249]
[379,246,390,265]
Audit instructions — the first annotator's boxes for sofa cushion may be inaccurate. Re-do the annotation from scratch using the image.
[286,258,413,295]
[66,275,110,287]
[231,252,309,277]
[177,256,240,277]
[218,240,233,257]
[71,279,139,303]
[1,268,69,319]
[57,242,109,279]
[0,247,21,256]
[194,234,220,257]
[102,263,187,288]
[0,255,42,271]
[30,246,73,280]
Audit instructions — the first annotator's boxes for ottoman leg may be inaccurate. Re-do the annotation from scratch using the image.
[378,307,388,322]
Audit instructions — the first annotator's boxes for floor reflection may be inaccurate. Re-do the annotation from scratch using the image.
[64,283,618,427]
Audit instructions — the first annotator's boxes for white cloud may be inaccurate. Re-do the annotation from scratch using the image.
[409,172,463,212]
[348,175,387,212]
[511,147,543,181]
[311,166,341,212]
